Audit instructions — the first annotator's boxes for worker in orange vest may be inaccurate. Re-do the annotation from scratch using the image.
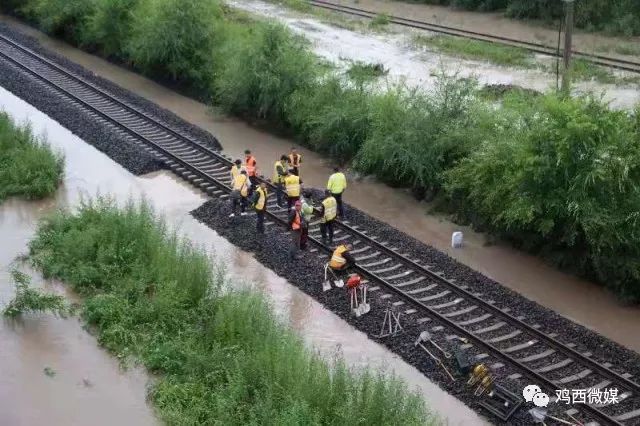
[244,149,258,189]
[288,200,307,259]
[288,147,302,177]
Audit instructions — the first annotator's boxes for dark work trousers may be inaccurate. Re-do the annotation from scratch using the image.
[248,175,259,197]
[230,191,247,214]
[300,226,309,251]
[289,229,301,259]
[275,182,285,206]
[256,210,265,234]
[331,192,344,218]
[287,195,300,210]
[320,219,334,243]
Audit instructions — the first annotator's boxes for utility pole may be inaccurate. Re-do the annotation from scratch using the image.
[561,0,575,94]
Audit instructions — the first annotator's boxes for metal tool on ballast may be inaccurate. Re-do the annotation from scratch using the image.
[414,332,455,381]
[322,263,344,291]
[416,331,451,358]
[377,306,403,338]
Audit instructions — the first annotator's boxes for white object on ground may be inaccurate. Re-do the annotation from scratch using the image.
[452,231,463,248]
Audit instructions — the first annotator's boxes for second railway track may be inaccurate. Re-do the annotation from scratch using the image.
[1,31,639,425]
[307,0,640,75]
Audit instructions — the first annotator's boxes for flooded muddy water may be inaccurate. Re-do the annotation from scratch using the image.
[229,0,640,110]
[0,87,489,424]
[2,15,638,355]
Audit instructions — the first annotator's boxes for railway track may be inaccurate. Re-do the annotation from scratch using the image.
[308,0,640,75]
[1,32,639,425]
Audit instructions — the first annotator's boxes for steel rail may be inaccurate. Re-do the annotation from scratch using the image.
[308,0,640,74]
[0,33,633,425]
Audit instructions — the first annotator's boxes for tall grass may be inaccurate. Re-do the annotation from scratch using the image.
[28,198,433,424]
[0,112,64,202]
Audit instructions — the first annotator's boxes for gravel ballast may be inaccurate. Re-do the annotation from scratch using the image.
[0,23,221,175]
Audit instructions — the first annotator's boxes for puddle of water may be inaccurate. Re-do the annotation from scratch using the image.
[0,88,488,424]
[3,16,638,354]
[228,0,640,110]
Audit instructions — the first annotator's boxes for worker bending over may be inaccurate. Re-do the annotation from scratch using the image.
[288,200,308,259]
[327,166,347,218]
[229,169,249,217]
[251,181,269,234]
[288,147,302,176]
[329,243,356,272]
[300,190,315,224]
[244,149,258,189]
[284,169,302,210]
[272,155,288,207]
[319,190,337,245]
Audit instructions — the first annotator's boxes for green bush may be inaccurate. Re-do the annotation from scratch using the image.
[445,94,640,301]
[355,75,484,195]
[214,22,318,126]
[287,77,372,160]
[126,0,222,87]
[21,0,96,43]
[0,112,64,201]
[28,198,433,424]
[82,0,139,58]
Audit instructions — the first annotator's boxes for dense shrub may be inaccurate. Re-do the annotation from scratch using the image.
[28,199,432,424]
[0,112,64,201]
[214,23,317,126]
[82,0,139,58]
[355,75,484,195]
[445,94,640,301]
[21,0,96,43]
[126,0,222,87]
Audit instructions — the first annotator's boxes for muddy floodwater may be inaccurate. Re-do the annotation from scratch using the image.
[2,14,638,355]
[0,88,491,423]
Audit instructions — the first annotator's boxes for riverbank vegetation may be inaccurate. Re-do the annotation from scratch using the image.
[0,111,64,202]
[27,198,432,424]
[4,0,640,302]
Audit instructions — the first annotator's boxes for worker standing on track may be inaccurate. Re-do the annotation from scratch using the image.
[300,190,315,224]
[288,200,306,259]
[272,155,288,207]
[327,166,347,219]
[251,181,269,234]
[319,190,337,245]
[284,169,302,210]
[229,159,242,185]
[329,243,356,272]
[288,147,302,177]
[244,149,258,190]
[229,169,249,217]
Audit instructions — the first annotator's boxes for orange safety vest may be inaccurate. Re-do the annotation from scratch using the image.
[288,153,301,167]
[245,155,257,177]
[292,210,301,231]
[330,245,348,269]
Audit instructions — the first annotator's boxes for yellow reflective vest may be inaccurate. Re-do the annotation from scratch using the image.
[230,165,241,183]
[284,174,301,197]
[330,245,348,269]
[272,161,286,184]
[233,174,249,197]
[322,196,337,222]
[255,187,268,211]
[327,172,346,194]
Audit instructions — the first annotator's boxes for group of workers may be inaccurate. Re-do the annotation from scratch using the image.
[228,147,355,274]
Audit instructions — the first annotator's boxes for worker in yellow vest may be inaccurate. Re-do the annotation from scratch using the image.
[251,181,269,234]
[288,147,302,177]
[272,155,288,207]
[319,190,337,245]
[327,166,347,218]
[229,159,242,186]
[284,169,302,210]
[229,170,249,217]
[329,243,355,271]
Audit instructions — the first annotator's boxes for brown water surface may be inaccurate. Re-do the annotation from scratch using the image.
[0,87,487,424]
[2,14,638,354]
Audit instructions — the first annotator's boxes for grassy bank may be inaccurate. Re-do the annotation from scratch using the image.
[0,111,64,202]
[5,0,640,301]
[27,198,433,424]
